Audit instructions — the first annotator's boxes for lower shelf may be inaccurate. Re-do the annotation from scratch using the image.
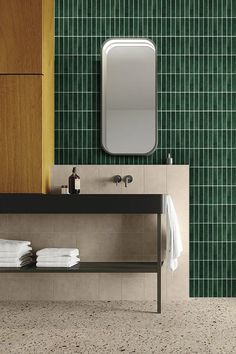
[0,262,158,273]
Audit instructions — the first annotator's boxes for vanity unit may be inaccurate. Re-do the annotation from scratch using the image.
[0,193,165,313]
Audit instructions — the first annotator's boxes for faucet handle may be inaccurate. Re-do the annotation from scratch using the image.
[124,175,133,188]
[113,175,122,186]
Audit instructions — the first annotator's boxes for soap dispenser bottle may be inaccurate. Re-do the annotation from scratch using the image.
[68,167,80,194]
[166,153,173,165]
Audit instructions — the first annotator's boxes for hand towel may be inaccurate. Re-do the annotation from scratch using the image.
[0,239,31,252]
[0,253,32,263]
[36,248,79,257]
[36,256,80,263]
[0,246,32,258]
[166,195,183,271]
[36,259,79,268]
[0,259,33,267]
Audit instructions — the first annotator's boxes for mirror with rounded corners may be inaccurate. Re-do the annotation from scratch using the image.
[101,38,157,155]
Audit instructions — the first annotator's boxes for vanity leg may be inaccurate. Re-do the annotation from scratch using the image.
[157,214,162,313]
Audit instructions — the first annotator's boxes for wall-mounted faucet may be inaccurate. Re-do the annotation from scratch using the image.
[113,175,122,186]
[113,175,133,187]
[124,175,133,188]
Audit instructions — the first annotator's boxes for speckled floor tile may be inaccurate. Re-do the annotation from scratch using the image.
[0,299,235,354]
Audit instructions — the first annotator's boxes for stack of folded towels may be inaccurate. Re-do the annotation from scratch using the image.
[0,239,33,267]
[36,248,80,268]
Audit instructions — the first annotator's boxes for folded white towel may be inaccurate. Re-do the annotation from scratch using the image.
[37,256,80,263]
[36,259,79,268]
[166,195,183,271]
[36,248,79,257]
[0,239,31,252]
[0,246,32,258]
[0,259,33,267]
[0,253,32,263]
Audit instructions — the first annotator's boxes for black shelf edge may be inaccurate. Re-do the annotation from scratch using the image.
[0,262,158,273]
[0,194,165,214]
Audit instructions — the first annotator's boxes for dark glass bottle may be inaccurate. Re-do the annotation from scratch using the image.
[68,167,80,194]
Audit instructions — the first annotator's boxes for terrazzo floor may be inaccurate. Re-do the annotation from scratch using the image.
[0,299,235,354]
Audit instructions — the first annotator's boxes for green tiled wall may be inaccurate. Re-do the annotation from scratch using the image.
[55,0,236,296]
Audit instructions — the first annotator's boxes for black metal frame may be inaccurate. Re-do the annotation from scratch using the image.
[0,194,165,313]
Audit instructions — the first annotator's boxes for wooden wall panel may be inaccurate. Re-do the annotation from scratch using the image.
[0,0,54,193]
[0,0,42,73]
[0,76,43,192]
[42,0,54,193]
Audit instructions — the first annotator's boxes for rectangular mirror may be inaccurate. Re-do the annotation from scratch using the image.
[101,39,157,155]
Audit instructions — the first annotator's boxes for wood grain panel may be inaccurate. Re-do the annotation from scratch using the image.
[0,0,54,192]
[42,0,54,192]
[0,0,42,73]
[0,76,43,192]
[42,0,54,76]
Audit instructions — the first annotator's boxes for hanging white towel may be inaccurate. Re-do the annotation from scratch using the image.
[36,248,79,257]
[0,239,31,252]
[166,195,183,271]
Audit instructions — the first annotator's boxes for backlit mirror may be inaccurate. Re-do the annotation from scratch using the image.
[101,39,157,155]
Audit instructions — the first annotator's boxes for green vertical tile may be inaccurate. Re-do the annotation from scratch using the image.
[55,0,236,297]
